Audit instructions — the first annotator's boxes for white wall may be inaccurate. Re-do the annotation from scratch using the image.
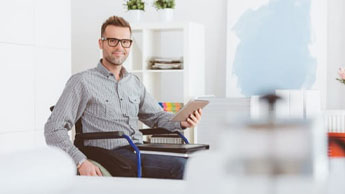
[71,0,227,97]
[327,0,345,109]
[66,0,345,109]
[0,0,71,153]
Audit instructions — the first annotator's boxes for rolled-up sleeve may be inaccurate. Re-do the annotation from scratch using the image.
[44,74,89,165]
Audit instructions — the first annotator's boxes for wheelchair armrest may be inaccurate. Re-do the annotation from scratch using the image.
[139,128,175,135]
[75,131,124,140]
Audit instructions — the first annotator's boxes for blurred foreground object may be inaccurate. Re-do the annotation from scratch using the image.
[0,146,75,194]
[185,93,328,194]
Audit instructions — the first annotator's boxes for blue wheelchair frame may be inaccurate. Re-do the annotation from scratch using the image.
[122,131,189,178]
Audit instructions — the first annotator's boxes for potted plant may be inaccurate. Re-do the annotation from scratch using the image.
[126,0,145,10]
[153,0,175,22]
[153,0,175,9]
[125,0,145,22]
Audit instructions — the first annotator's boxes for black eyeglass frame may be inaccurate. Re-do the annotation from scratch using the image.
[101,37,133,48]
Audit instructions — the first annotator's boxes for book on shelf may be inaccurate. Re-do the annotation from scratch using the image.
[159,102,184,113]
[149,57,183,70]
[151,63,182,69]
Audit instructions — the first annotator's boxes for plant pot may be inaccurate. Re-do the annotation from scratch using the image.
[158,8,174,22]
[127,10,143,23]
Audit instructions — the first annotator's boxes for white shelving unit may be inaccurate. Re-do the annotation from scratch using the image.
[124,22,205,143]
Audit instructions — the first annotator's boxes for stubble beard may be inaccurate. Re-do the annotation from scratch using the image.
[105,54,128,66]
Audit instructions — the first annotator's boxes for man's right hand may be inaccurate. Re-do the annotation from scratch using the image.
[78,160,103,176]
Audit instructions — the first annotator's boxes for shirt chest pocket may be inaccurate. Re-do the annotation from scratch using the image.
[86,97,122,119]
[127,96,140,116]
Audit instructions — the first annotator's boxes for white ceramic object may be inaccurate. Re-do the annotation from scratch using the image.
[158,8,174,22]
[127,10,143,23]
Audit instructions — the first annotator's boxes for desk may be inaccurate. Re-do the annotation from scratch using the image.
[68,176,186,194]
[65,158,345,194]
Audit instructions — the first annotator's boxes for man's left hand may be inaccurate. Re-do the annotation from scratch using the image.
[180,108,202,129]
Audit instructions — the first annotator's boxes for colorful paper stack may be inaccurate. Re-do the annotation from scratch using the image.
[158,102,184,113]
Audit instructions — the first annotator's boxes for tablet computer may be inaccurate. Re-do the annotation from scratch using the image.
[171,100,209,122]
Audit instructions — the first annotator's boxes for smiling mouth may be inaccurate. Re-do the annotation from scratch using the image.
[112,51,124,56]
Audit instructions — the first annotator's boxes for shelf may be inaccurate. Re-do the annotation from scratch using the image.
[128,22,205,143]
[132,22,193,31]
[131,69,184,73]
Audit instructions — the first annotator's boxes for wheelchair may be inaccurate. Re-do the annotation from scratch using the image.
[49,106,209,178]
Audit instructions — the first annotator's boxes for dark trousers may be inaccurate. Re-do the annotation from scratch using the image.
[81,145,187,179]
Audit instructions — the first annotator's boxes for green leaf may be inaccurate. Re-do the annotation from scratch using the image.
[126,0,145,10]
[154,0,175,9]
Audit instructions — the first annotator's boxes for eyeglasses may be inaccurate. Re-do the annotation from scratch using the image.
[101,37,133,48]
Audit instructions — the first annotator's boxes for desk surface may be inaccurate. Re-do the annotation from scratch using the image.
[66,158,345,194]
[69,176,186,194]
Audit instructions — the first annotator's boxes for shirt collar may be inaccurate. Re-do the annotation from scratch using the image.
[97,60,128,79]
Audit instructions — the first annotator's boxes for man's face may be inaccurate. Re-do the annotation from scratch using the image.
[99,25,131,66]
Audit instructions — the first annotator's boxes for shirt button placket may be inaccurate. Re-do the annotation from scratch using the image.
[120,96,127,117]
[117,82,126,117]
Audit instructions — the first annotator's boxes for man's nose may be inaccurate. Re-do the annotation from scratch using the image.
[114,42,124,49]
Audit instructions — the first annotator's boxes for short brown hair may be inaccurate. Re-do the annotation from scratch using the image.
[101,16,132,37]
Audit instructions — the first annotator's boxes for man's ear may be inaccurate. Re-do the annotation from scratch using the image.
[98,39,103,50]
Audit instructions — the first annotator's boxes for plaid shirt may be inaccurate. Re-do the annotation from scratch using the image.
[44,61,181,165]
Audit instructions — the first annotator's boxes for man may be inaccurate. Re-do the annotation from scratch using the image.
[44,16,202,179]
